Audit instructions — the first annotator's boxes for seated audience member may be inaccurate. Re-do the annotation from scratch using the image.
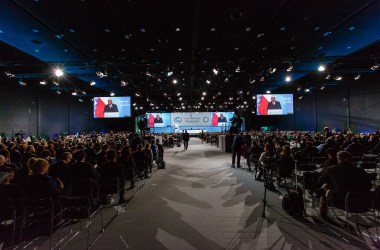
[98,149,126,203]
[133,144,148,178]
[84,142,97,163]
[49,152,73,194]
[344,137,365,156]
[119,145,135,189]
[143,143,153,173]
[317,138,340,156]
[0,150,20,172]
[23,158,64,199]
[96,144,109,166]
[14,156,37,185]
[0,171,14,185]
[257,143,276,180]
[318,151,372,218]
[321,148,338,172]
[40,150,53,164]
[67,150,100,183]
[278,145,293,164]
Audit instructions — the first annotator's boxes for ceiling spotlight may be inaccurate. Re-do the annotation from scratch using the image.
[225,77,229,82]
[266,90,271,94]
[175,28,180,32]
[354,74,361,80]
[325,74,331,80]
[110,92,115,96]
[56,90,61,95]
[297,87,302,91]
[176,92,181,96]
[202,92,207,96]
[135,92,140,97]
[334,76,342,81]
[4,71,15,78]
[285,76,291,82]
[320,86,325,90]
[371,64,379,70]
[39,80,47,85]
[287,65,293,72]
[201,97,205,100]
[172,79,178,84]
[18,80,26,86]
[235,66,241,72]
[54,68,64,77]
[252,96,256,99]
[305,88,310,92]
[167,71,173,76]
[178,97,183,100]
[249,78,256,83]
[79,98,83,102]
[71,91,77,96]
[318,65,326,72]
[206,80,211,84]
[52,81,59,86]
[90,81,96,86]
[212,68,219,75]
[81,90,86,94]
[268,67,276,74]
[96,71,108,78]
[120,80,128,86]
[260,76,265,82]
[299,96,303,100]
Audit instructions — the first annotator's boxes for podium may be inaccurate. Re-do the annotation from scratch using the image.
[104,112,120,118]
[268,109,282,115]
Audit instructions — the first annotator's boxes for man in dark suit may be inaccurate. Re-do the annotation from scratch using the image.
[154,114,163,123]
[267,96,282,110]
[231,132,245,168]
[318,151,372,218]
[182,130,190,150]
[218,114,227,123]
[104,99,118,113]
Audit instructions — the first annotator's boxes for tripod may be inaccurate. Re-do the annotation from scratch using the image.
[261,157,276,218]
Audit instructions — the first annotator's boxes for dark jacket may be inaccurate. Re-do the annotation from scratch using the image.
[232,134,244,151]
[23,174,62,199]
[67,162,100,182]
[318,163,372,207]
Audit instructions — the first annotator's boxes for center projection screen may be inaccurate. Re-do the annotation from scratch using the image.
[93,96,131,118]
[256,94,294,116]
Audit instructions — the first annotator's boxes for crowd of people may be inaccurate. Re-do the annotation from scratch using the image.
[0,131,164,206]
[228,127,377,218]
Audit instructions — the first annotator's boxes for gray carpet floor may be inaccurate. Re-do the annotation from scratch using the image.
[29,138,380,249]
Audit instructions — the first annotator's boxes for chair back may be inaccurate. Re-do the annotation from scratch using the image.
[0,199,17,220]
[345,192,372,213]
[100,178,120,195]
[311,157,327,165]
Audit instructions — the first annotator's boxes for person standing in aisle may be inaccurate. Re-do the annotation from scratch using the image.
[182,130,190,150]
[231,132,244,168]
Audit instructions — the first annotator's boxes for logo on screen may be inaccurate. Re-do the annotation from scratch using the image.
[174,117,182,123]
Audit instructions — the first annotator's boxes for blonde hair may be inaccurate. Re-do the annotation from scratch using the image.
[31,158,50,174]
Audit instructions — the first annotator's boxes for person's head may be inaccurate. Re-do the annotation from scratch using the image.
[136,144,143,151]
[0,155,5,166]
[281,145,291,156]
[26,157,38,175]
[325,148,337,159]
[73,150,86,162]
[155,139,160,144]
[144,143,151,150]
[0,172,13,185]
[61,152,73,164]
[106,149,117,162]
[0,150,10,163]
[220,114,224,118]
[108,99,113,105]
[40,150,51,159]
[271,96,276,102]
[156,115,160,119]
[31,158,50,175]
[337,151,352,164]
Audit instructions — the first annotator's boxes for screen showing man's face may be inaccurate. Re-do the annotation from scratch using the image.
[271,97,275,102]
[220,114,223,118]
[108,100,113,105]
[156,115,159,119]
